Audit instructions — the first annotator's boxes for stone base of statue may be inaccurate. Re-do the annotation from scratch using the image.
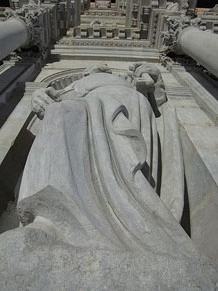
[0,197,217,290]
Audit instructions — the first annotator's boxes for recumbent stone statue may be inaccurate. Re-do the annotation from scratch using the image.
[0,63,217,290]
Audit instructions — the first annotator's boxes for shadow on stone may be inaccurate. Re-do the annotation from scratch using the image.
[181,175,191,237]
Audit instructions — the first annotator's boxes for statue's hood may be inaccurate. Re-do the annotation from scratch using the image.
[72,73,134,97]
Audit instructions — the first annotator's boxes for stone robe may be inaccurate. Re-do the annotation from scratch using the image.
[0,73,217,290]
[18,73,195,254]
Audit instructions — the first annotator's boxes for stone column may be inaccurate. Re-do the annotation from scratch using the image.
[73,0,81,26]
[0,18,29,61]
[178,27,218,78]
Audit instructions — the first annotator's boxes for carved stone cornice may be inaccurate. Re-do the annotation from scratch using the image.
[161,15,190,53]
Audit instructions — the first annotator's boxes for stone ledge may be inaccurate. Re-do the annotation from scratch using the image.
[51,46,159,62]
[170,66,218,125]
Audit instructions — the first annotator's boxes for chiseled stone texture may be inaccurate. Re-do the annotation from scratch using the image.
[0,66,217,290]
[0,224,217,291]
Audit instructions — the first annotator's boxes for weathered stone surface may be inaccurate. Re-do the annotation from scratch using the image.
[0,18,28,61]
[160,65,218,263]
[178,27,218,79]
[0,218,217,290]
[0,66,217,289]
[1,0,218,288]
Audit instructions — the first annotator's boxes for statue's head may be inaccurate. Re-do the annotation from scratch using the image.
[82,64,112,77]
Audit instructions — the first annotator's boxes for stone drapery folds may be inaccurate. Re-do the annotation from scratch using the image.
[0,63,217,290]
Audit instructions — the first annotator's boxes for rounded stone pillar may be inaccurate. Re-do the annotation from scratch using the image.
[0,18,29,61]
[178,26,218,78]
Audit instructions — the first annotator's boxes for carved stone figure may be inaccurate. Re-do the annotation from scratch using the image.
[166,1,179,11]
[0,64,217,290]
[166,0,188,11]
[179,0,189,10]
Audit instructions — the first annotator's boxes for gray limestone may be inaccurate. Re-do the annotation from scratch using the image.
[0,64,217,289]
[160,64,218,263]
[0,18,29,61]
[0,0,218,289]
[178,27,218,79]
[0,209,217,290]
